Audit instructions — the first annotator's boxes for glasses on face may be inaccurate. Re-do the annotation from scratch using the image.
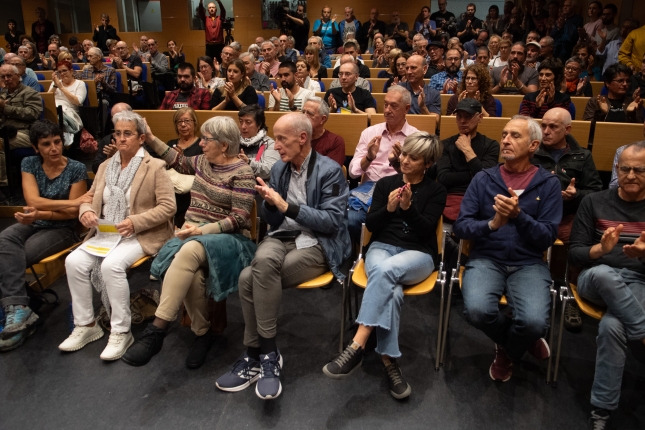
[176,119,195,125]
[565,66,580,72]
[57,69,69,74]
[113,131,137,139]
[201,136,218,143]
[465,76,478,81]
[612,79,629,85]
[618,166,645,175]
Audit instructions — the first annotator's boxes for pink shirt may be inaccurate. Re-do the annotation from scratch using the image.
[255,60,280,78]
[349,121,418,182]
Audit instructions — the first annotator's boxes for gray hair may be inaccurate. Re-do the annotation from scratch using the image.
[303,95,330,118]
[261,41,275,50]
[402,132,443,165]
[239,52,255,62]
[511,115,543,143]
[201,116,241,157]
[229,41,242,52]
[278,113,312,143]
[387,85,412,106]
[287,36,295,45]
[269,37,279,43]
[540,36,554,47]
[8,55,26,66]
[88,47,103,59]
[566,55,586,70]
[112,111,146,135]
[1,64,20,75]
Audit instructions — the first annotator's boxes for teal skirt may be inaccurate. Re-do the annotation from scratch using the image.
[150,233,257,302]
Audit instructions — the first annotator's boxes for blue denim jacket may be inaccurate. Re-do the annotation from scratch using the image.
[453,165,562,266]
[262,150,351,280]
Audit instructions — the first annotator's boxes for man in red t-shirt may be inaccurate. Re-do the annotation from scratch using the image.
[301,96,346,166]
[198,0,226,62]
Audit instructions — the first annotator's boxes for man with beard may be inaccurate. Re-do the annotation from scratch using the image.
[159,63,211,110]
[426,41,446,77]
[429,48,462,94]
[491,42,538,95]
[339,7,361,46]
[593,4,620,47]
[285,4,310,52]
[269,61,314,112]
[525,41,541,69]
[357,8,387,53]
[386,11,410,51]
[457,4,482,44]
[324,62,376,114]
[431,0,457,37]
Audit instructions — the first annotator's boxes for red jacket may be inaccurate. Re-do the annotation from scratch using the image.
[159,87,212,111]
[198,1,226,44]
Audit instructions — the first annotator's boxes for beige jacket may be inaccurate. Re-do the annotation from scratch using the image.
[80,151,176,255]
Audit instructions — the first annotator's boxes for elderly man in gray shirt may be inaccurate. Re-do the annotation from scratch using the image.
[241,52,271,91]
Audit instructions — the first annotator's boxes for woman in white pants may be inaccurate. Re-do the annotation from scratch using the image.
[60,111,176,360]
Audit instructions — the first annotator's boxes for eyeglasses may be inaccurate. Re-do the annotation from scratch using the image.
[113,131,137,139]
[618,166,645,175]
[175,119,195,125]
[464,77,478,81]
[201,136,218,143]
[611,79,629,85]
[565,67,580,72]
[0,74,16,80]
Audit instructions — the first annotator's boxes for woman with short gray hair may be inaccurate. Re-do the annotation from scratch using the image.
[323,131,447,400]
[122,115,257,369]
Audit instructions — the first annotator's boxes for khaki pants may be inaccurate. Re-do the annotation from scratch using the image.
[155,241,211,336]
[0,131,32,185]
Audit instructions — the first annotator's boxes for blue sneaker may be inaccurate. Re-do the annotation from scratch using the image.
[256,351,283,400]
[216,353,262,392]
[0,325,37,352]
[1,305,39,339]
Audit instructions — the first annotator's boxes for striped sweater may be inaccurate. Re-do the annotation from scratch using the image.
[519,90,571,119]
[154,137,256,233]
[569,188,645,274]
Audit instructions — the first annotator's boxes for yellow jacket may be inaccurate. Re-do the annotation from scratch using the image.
[618,25,645,69]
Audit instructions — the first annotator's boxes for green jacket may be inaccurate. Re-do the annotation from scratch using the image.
[0,83,42,132]
[531,134,603,217]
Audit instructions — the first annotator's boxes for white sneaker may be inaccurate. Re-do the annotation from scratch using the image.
[100,332,134,361]
[59,324,105,352]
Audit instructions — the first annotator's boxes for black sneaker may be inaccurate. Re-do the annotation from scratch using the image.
[121,323,165,366]
[589,409,611,430]
[384,360,411,399]
[565,302,583,332]
[185,333,213,369]
[322,343,363,379]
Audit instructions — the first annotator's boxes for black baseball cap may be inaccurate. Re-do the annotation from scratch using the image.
[428,41,445,49]
[455,98,483,115]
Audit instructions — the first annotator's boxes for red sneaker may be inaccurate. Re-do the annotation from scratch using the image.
[527,338,550,361]
[489,344,513,382]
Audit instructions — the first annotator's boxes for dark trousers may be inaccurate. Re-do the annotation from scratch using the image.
[0,224,77,307]
[206,43,224,63]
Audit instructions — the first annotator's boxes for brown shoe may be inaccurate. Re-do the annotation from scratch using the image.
[489,344,513,382]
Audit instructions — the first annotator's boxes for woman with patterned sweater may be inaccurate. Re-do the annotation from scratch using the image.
[122,116,257,369]
[519,58,571,119]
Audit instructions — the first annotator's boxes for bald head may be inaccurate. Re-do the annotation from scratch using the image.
[541,108,571,149]
[111,103,132,116]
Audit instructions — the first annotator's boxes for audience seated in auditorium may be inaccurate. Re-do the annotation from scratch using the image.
[237,104,280,181]
[146,39,170,77]
[164,107,203,227]
[295,57,321,92]
[307,36,332,69]
[323,131,446,399]
[41,42,60,71]
[269,61,313,112]
[303,45,328,80]
[210,59,258,111]
[475,46,491,68]
[583,64,643,123]
[219,45,236,77]
[59,111,176,361]
[490,38,510,69]
[347,86,417,242]
[329,54,370,91]
[278,35,297,63]
[122,116,256,369]
[447,64,496,116]
[385,11,409,51]
[0,120,88,351]
[429,48,463,94]
[520,58,571,119]
[608,119,645,188]
[92,103,132,174]
[241,52,270,92]
[374,39,397,69]
[562,57,593,97]
[525,41,541,69]
[196,55,225,93]
[80,47,116,122]
[573,42,602,82]
[569,141,645,430]
[332,42,370,79]
[4,54,39,92]
[17,42,39,71]
[160,63,211,110]
[453,115,562,382]
[382,51,409,92]
[302,96,346,166]
[256,41,280,79]
[398,54,441,115]
[216,113,350,400]
[49,60,86,136]
[112,41,143,86]
[324,62,376,114]
[0,63,43,184]
[464,30,489,58]
[491,42,538,95]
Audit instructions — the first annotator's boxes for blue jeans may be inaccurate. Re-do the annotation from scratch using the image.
[462,258,551,360]
[347,207,367,244]
[577,265,645,411]
[356,241,434,358]
[0,223,77,308]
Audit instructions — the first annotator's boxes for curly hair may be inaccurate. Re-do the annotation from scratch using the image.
[457,64,492,103]
[538,57,565,87]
